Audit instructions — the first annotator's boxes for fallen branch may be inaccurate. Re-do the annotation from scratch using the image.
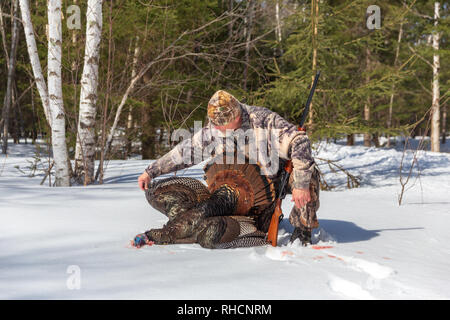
[315,157,361,190]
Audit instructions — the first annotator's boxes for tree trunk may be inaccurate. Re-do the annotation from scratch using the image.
[74,0,103,184]
[346,134,354,146]
[1,0,20,154]
[274,0,283,56]
[431,2,440,152]
[363,47,371,147]
[126,36,140,157]
[387,21,403,147]
[228,0,234,38]
[243,0,255,91]
[372,133,380,148]
[442,105,447,144]
[0,3,9,65]
[71,0,78,71]
[308,0,318,128]
[19,0,52,126]
[13,82,26,143]
[275,0,281,43]
[48,0,70,186]
[30,78,37,143]
[97,0,112,184]
[141,106,158,160]
[141,130,156,160]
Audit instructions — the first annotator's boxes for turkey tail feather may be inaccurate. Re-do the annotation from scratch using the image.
[204,155,276,215]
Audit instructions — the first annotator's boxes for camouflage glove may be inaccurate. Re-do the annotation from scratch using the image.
[290,227,312,247]
[131,232,154,248]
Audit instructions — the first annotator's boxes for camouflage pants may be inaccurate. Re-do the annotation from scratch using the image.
[286,165,320,231]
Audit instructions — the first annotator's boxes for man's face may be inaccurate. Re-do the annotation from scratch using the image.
[213,115,242,133]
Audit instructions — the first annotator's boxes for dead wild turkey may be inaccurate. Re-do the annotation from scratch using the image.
[138,156,277,249]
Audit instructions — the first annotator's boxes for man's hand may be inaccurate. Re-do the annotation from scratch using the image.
[291,188,311,209]
[138,171,151,191]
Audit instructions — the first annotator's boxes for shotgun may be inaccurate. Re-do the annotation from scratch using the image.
[267,70,321,246]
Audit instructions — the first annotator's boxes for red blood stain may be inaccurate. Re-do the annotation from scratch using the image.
[281,250,294,257]
[326,254,344,261]
[313,256,324,260]
[311,245,334,250]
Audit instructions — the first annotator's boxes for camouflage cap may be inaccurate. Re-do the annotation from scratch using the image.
[207,90,241,126]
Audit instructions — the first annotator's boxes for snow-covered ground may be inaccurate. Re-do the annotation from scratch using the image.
[0,139,449,299]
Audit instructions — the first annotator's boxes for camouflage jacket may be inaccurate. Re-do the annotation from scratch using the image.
[145,104,315,189]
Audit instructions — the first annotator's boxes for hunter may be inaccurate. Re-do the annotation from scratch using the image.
[137,90,320,246]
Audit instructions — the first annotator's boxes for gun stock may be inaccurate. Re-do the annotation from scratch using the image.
[267,160,293,246]
[267,199,283,246]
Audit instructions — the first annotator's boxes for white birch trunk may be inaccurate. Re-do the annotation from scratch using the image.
[74,0,103,184]
[127,36,140,135]
[275,0,282,43]
[18,0,52,126]
[48,0,69,186]
[431,2,440,152]
[125,36,140,157]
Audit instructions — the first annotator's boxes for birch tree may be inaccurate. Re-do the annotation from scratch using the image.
[18,0,51,125]
[274,0,283,56]
[126,36,140,156]
[47,0,70,186]
[74,0,103,184]
[431,2,440,152]
[275,0,282,44]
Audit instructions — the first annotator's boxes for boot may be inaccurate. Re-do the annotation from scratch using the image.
[290,226,312,246]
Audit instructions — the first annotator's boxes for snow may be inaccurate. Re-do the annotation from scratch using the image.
[1,138,449,299]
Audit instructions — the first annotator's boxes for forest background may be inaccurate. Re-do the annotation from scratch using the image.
[0,0,448,187]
